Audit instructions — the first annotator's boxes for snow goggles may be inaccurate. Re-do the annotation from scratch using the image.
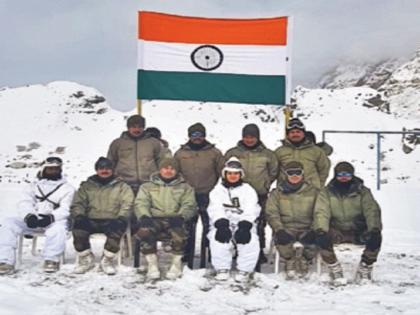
[43,157,63,167]
[284,168,304,176]
[226,160,242,169]
[286,120,305,130]
[336,172,353,177]
[190,131,205,138]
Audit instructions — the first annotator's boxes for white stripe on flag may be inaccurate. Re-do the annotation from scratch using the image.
[138,40,288,76]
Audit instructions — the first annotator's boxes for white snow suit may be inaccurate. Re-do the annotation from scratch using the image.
[207,182,261,273]
[0,177,75,264]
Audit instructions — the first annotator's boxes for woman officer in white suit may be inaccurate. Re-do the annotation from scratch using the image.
[207,157,261,283]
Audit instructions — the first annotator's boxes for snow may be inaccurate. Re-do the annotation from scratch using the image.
[0,78,419,314]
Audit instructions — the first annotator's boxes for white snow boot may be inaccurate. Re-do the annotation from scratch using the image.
[328,261,347,286]
[285,258,297,280]
[100,250,117,275]
[214,269,230,281]
[145,253,160,280]
[166,254,183,280]
[234,271,250,283]
[43,260,60,273]
[74,249,95,274]
[0,263,15,275]
[355,261,373,284]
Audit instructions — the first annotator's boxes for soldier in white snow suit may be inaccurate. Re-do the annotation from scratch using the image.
[207,157,261,283]
[0,157,75,274]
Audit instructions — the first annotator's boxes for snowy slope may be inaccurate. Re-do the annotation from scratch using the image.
[0,80,419,314]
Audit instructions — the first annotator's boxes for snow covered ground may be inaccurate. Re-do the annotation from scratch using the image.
[0,81,419,314]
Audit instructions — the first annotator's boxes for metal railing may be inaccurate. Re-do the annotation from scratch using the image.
[322,130,420,190]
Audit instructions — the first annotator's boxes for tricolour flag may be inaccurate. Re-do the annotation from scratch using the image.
[137,12,291,105]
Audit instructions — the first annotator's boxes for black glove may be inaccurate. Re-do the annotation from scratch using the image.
[234,220,253,244]
[138,216,154,229]
[108,217,128,232]
[274,229,294,245]
[37,214,55,228]
[24,214,38,229]
[214,218,232,243]
[300,230,317,244]
[168,216,184,229]
[73,215,92,232]
[365,229,382,251]
[315,230,331,249]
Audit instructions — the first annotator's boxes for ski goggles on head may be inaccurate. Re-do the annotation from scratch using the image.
[190,131,205,138]
[43,156,63,167]
[286,120,305,130]
[284,168,304,177]
[336,172,353,177]
[226,160,242,169]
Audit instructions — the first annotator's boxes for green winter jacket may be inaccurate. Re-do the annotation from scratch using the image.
[107,132,163,186]
[313,177,382,233]
[70,176,134,220]
[265,182,319,232]
[134,173,197,221]
[275,139,331,189]
[174,142,225,194]
[225,141,278,195]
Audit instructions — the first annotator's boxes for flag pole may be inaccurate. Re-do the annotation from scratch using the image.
[137,99,142,115]
[283,105,293,137]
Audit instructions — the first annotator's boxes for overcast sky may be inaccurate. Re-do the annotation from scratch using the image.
[1,0,419,111]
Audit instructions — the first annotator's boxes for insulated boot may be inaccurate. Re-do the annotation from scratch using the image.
[296,257,310,278]
[100,250,117,275]
[0,263,15,275]
[43,260,59,273]
[328,261,347,286]
[355,261,373,284]
[214,269,230,281]
[234,270,250,283]
[284,258,297,280]
[74,249,95,274]
[166,254,183,280]
[145,253,160,280]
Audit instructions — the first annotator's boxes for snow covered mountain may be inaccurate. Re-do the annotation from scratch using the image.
[318,49,420,122]
[0,70,419,314]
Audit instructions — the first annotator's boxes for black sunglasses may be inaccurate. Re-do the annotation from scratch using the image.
[284,168,304,176]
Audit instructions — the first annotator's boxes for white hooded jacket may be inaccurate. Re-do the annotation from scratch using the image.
[17,177,75,222]
[208,181,261,230]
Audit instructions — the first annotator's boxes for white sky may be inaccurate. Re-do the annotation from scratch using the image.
[1,0,419,111]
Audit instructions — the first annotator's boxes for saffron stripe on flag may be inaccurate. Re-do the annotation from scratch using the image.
[137,70,286,105]
[138,11,288,45]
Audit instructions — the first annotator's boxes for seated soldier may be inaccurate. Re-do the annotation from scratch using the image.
[265,161,319,279]
[0,157,75,274]
[70,157,134,275]
[314,161,383,286]
[135,158,197,281]
[207,157,261,284]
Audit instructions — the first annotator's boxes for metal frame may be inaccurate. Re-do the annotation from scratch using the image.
[322,130,420,190]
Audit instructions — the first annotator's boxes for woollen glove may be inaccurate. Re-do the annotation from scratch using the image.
[24,214,38,229]
[234,220,253,244]
[214,218,232,243]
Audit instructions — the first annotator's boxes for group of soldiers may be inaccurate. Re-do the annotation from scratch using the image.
[0,114,383,287]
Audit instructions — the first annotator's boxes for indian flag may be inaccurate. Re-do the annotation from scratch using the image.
[137,12,291,105]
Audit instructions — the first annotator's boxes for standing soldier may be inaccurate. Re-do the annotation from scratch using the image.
[225,123,278,265]
[70,157,134,275]
[265,161,319,279]
[144,127,173,159]
[174,123,225,266]
[0,157,75,274]
[107,114,163,194]
[275,118,330,189]
[314,162,383,286]
[135,158,197,280]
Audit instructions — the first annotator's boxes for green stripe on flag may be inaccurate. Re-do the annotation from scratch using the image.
[137,70,286,105]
